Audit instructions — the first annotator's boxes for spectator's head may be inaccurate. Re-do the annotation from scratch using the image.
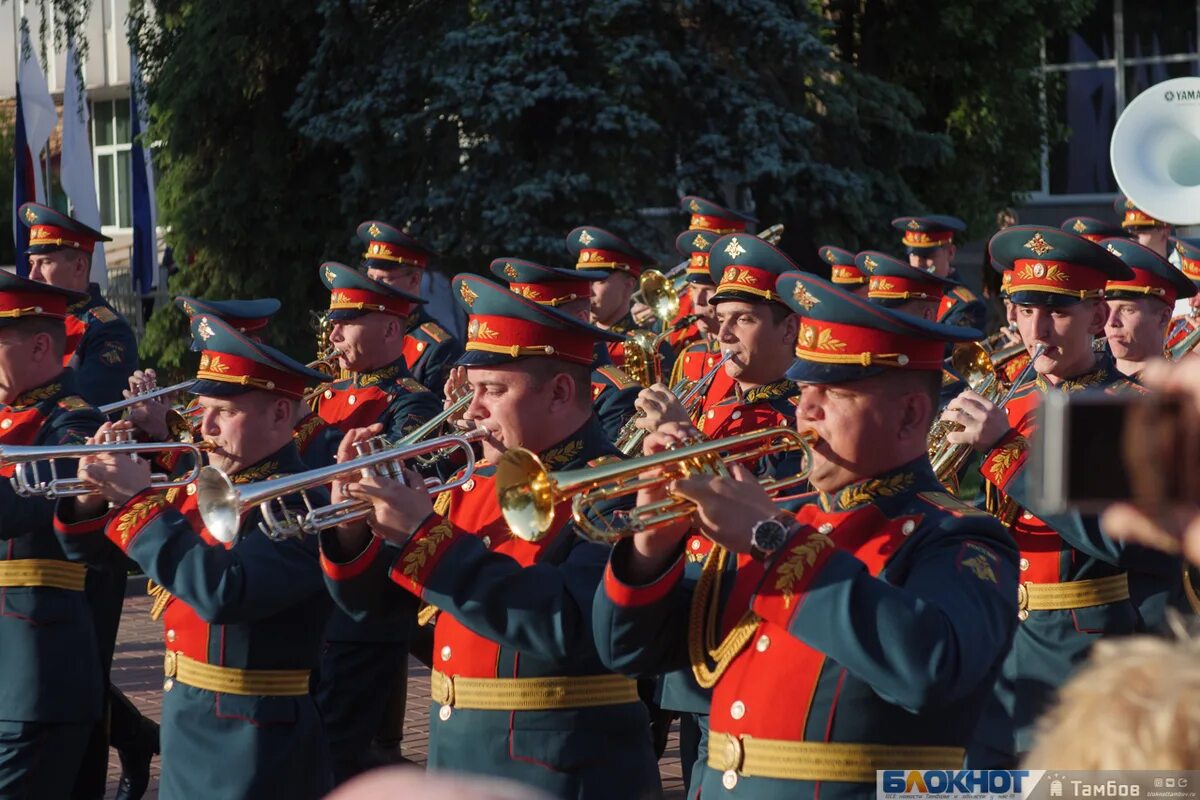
[1025,634,1200,769]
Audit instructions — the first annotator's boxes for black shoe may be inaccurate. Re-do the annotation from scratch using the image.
[113,739,153,800]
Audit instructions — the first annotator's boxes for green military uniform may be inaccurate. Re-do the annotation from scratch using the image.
[0,274,106,799]
[56,313,335,800]
[965,226,1163,765]
[321,275,661,799]
[596,273,1015,800]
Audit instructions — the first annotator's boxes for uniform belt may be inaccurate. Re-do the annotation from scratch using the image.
[1018,573,1130,616]
[430,669,638,711]
[164,651,310,696]
[0,559,87,591]
[708,732,965,783]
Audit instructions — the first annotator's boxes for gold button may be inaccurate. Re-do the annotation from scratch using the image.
[166,629,176,642]
[755,635,770,652]
[707,410,715,419]
[901,520,916,535]
[348,395,357,406]
[897,354,910,366]
[1022,511,1033,520]
[324,389,333,399]
[481,536,491,548]
[0,419,11,430]
[1018,609,1030,622]
[463,479,475,492]
[729,700,745,720]
[1019,558,1030,571]
[731,411,742,420]
[722,770,738,790]
[818,523,833,535]
[438,705,452,721]
[690,539,702,551]
[417,342,426,352]
[186,484,197,496]
[163,678,174,691]
[440,645,451,661]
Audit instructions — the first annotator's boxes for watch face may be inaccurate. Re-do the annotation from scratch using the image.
[752,519,788,554]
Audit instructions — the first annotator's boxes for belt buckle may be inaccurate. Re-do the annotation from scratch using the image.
[163,650,178,678]
[1016,583,1029,621]
[431,672,455,707]
[714,733,744,772]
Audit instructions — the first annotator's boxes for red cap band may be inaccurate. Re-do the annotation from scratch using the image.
[1008,258,1107,300]
[689,214,749,234]
[0,289,68,320]
[196,351,308,398]
[796,319,944,370]
[902,230,954,248]
[831,265,867,286]
[361,240,429,268]
[28,223,98,252]
[465,314,595,365]
[715,264,780,301]
[1106,267,1179,304]
[867,273,945,301]
[509,281,590,307]
[329,287,414,317]
[576,248,643,277]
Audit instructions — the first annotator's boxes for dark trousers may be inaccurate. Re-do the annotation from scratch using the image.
[0,719,91,800]
[316,641,407,786]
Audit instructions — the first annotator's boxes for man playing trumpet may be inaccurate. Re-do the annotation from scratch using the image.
[320,275,661,799]
[57,314,336,799]
[939,226,1157,766]
[594,273,1017,799]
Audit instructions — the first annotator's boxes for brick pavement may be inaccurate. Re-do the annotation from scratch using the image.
[106,594,687,798]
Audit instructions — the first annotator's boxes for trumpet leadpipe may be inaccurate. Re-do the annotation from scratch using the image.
[98,381,197,415]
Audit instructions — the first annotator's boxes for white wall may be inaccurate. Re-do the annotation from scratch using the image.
[0,0,133,98]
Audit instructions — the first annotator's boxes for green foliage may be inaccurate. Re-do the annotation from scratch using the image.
[820,0,1094,234]
[131,0,351,371]
[292,0,954,267]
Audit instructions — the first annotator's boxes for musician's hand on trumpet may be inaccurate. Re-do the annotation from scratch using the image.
[622,422,696,580]
[632,384,692,433]
[123,368,171,441]
[630,300,655,328]
[940,391,1012,452]
[72,421,153,512]
[442,367,475,430]
[670,463,777,556]
[331,424,433,547]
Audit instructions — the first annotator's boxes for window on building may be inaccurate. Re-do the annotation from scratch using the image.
[1038,0,1200,197]
[92,97,132,229]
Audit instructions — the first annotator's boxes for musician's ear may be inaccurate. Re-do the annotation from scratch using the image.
[898,389,934,443]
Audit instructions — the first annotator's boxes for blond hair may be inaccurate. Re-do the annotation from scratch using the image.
[1024,634,1200,769]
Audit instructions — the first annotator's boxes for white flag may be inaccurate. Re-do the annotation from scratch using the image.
[61,38,107,290]
[17,19,55,202]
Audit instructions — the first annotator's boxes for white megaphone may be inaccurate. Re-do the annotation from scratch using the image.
[1111,76,1200,226]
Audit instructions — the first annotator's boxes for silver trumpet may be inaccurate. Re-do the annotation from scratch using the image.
[98,380,197,415]
[0,438,212,499]
[197,428,488,543]
[616,350,733,455]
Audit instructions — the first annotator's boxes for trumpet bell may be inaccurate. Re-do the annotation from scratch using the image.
[1111,77,1200,226]
[638,270,680,325]
[495,449,555,542]
[197,466,240,544]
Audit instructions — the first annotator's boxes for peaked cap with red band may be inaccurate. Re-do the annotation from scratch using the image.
[0,271,87,329]
[189,314,330,400]
[565,226,654,279]
[356,220,436,271]
[679,195,757,235]
[707,233,797,305]
[19,202,111,255]
[1116,196,1169,230]
[675,229,718,285]
[320,261,424,322]
[777,272,981,384]
[891,214,965,254]
[453,274,622,368]
[1061,216,1126,243]
[1100,238,1196,305]
[856,250,958,308]
[488,258,607,308]
[990,225,1132,308]
[1174,238,1200,284]
[819,245,866,287]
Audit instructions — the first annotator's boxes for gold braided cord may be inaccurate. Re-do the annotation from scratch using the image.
[793,348,914,368]
[1007,283,1102,300]
[688,544,761,688]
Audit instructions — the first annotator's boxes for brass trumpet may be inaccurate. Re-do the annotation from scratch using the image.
[196,429,487,543]
[633,269,681,327]
[496,426,816,544]
[928,343,1044,491]
[0,439,214,499]
[615,350,733,455]
[98,381,196,415]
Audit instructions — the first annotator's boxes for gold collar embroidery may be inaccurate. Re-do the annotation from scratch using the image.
[821,470,916,511]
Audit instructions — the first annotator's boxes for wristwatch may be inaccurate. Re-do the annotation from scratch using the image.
[749,513,798,561]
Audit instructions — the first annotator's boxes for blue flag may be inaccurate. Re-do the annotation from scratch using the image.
[129,44,157,295]
[12,83,33,271]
